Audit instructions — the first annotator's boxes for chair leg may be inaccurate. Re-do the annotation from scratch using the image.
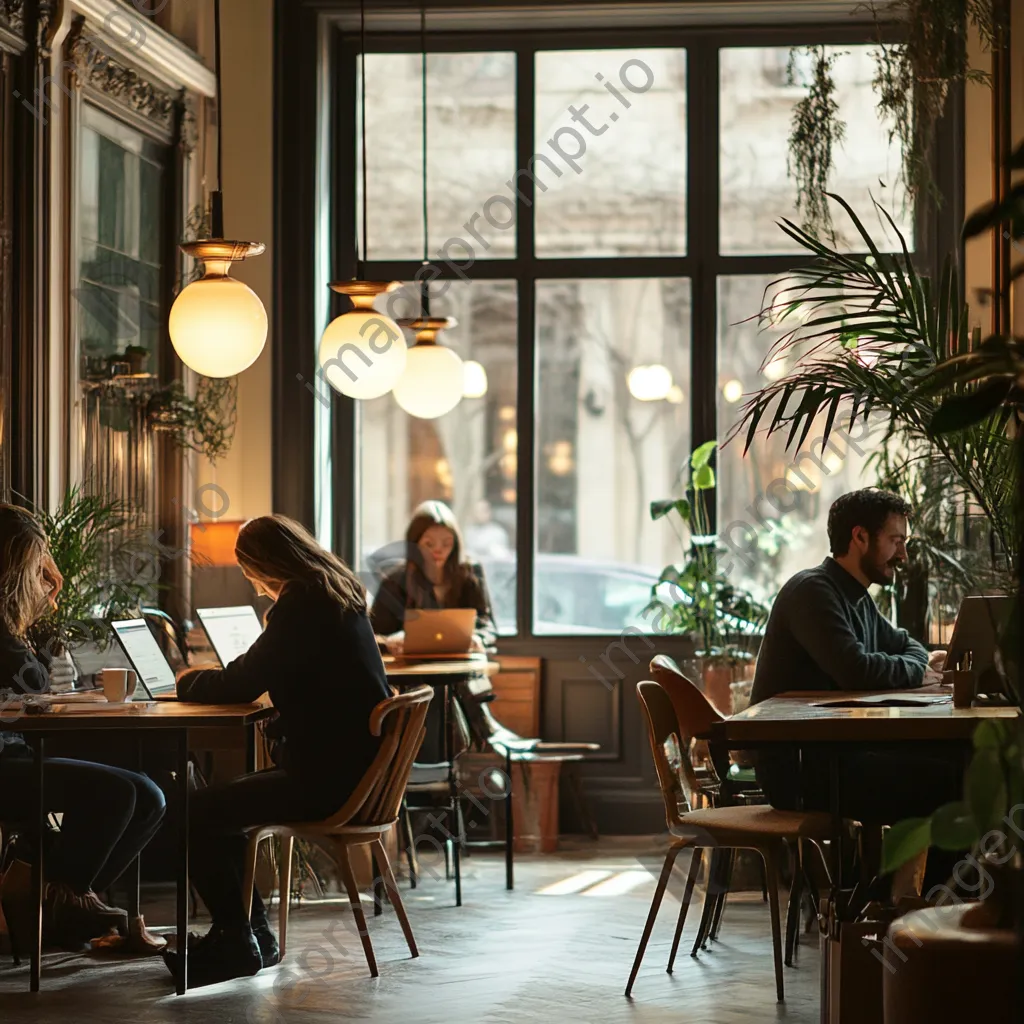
[401,802,418,889]
[763,846,785,1002]
[691,848,721,956]
[624,843,682,997]
[372,838,419,959]
[708,849,735,943]
[452,800,463,908]
[241,833,265,920]
[785,840,804,967]
[667,847,702,974]
[278,835,294,961]
[333,842,378,979]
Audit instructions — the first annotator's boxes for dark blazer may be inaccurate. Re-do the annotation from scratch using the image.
[369,561,497,646]
[0,631,52,759]
[177,582,392,795]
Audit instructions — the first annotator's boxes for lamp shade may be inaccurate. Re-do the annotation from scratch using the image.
[190,520,243,567]
[462,359,488,398]
[169,258,268,378]
[319,281,406,400]
[393,317,463,419]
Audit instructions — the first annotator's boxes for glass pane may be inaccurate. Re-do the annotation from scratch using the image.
[535,278,691,634]
[720,46,911,255]
[77,106,165,381]
[716,275,889,605]
[359,281,519,634]
[359,53,516,261]
[534,49,686,257]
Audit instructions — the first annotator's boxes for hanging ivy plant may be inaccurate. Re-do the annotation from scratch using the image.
[148,375,238,465]
[787,0,1001,236]
[872,0,997,203]
[787,45,847,241]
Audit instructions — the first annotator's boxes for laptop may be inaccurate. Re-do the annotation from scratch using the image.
[402,608,477,658]
[110,619,179,700]
[942,595,1014,685]
[197,605,263,667]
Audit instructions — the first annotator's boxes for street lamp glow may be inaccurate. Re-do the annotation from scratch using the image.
[722,379,744,403]
[463,360,488,398]
[627,364,674,401]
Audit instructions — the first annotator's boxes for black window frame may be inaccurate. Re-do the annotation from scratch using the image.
[283,17,962,643]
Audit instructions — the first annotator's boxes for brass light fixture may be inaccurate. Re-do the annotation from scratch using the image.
[318,0,406,400]
[393,1,464,421]
[168,0,266,378]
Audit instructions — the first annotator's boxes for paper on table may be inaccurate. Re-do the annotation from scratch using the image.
[812,694,952,708]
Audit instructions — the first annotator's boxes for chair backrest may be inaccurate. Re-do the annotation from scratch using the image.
[649,654,727,790]
[637,680,701,829]
[325,685,434,828]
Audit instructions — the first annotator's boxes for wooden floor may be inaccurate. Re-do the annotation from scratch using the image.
[0,838,821,1022]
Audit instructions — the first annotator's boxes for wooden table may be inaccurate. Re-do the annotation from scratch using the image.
[382,657,501,902]
[715,691,1019,745]
[1,699,272,994]
[711,691,1020,912]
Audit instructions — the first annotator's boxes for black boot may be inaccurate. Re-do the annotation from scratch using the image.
[163,922,263,988]
[251,919,280,968]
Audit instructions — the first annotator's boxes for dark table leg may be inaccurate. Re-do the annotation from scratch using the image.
[505,748,513,891]
[445,683,462,907]
[127,734,143,919]
[176,729,189,995]
[30,734,44,992]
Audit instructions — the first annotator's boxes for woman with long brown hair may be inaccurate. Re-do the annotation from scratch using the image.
[0,504,166,952]
[370,500,496,653]
[166,515,390,988]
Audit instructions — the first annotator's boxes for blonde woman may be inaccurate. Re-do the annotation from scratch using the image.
[0,504,166,953]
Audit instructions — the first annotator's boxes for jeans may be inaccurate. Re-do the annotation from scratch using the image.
[0,756,167,894]
[189,769,350,928]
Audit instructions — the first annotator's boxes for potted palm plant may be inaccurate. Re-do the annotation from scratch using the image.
[648,441,770,715]
[21,487,168,688]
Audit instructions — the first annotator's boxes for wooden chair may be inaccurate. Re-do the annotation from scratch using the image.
[627,678,836,1003]
[241,685,434,978]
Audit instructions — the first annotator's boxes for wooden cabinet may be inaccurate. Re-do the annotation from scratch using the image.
[490,655,541,738]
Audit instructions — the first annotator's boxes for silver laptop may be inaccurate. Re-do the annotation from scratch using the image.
[197,605,263,667]
[110,619,178,698]
[402,608,477,657]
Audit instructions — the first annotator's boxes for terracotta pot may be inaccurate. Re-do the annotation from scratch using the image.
[512,760,561,854]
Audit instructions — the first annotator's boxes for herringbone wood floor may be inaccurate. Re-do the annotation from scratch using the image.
[0,838,820,1023]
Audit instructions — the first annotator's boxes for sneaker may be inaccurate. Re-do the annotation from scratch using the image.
[162,922,263,988]
[252,921,280,968]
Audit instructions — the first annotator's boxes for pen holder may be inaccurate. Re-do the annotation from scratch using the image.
[948,670,976,709]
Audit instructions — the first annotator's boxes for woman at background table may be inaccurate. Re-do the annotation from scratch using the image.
[370,500,496,654]
[0,505,166,952]
[168,515,391,988]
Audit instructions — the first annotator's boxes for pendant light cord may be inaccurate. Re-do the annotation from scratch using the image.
[212,0,224,237]
[420,0,430,316]
[358,0,368,280]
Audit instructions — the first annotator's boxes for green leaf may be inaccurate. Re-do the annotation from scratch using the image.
[650,499,690,522]
[929,801,980,851]
[690,441,718,471]
[881,816,932,874]
[966,748,1008,835]
[692,465,715,491]
[930,378,1012,434]
[973,718,1010,751]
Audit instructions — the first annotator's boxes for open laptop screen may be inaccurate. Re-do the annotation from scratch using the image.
[110,619,177,697]
[196,606,263,667]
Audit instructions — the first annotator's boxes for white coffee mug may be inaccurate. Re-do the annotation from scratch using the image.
[100,668,138,703]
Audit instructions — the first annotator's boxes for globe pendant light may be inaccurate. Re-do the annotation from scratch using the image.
[319,0,406,399]
[168,0,266,378]
[392,3,464,420]
[393,314,464,419]
[318,280,407,400]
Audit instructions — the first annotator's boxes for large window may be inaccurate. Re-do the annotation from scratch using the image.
[337,29,929,638]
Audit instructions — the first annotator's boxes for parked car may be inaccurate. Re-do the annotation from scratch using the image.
[360,545,661,636]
